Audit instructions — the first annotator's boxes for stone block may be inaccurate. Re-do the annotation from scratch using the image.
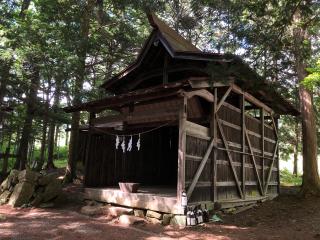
[146,210,162,219]
[162,214,173,226]
[119,215,145,225]
[146,217,162,224]
[170,215,186,227]
[8,182,35,207]
[108,206,133,217]
[134,209,145,218]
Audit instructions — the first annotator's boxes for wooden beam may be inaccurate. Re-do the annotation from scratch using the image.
[245,127,264,195]
[188,78,233,89]
[185,121,210,139]
[264,140,279,195]
[241,94,246,199]
[216,87,232,112]
[177,97,187,205]
[216,116,244,199]
[230,84,274,114]
[212,88,218,202]
[183,89,214,103]
[271,115,278,138]
[186,138,216,199]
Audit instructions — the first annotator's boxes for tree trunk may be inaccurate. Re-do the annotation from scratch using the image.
[2,132,12,177]
[64,0,95,183]
[293,149,298,176]
[65,126,69,146]
[36,91,50,171]
[14,62,40,170]
[293,9,320,195]
[293,119,299,176]
[46,76,62,169]
[46,121,56,169]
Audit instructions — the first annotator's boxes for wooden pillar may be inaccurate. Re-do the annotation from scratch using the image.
[241,94,246,199]
[275,117,280,195]
[211,88,218,202]
[177,97,187,204]
[84,111,95,186]
[260,108,265,190]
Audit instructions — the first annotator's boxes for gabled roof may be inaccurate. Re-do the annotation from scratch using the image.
[99,12,299,116]
[100,13,243,91]
[147,12,200,53]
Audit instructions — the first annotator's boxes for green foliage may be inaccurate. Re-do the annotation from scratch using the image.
[280,169,302,186]
[303,59,320,89]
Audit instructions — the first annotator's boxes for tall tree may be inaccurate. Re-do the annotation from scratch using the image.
[64,0,96,182]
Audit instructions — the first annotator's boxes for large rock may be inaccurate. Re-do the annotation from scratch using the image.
[108,206,133,217]
[42,179,62,202]
[8,182,35,207]
[0,178,9,192]
[119,215,145,225]
[38,172,59,186]
[146,210,162,220]
[170,215,186,227]
[0,170,19,192]
[18,170,39,184]
[0,190,11,205]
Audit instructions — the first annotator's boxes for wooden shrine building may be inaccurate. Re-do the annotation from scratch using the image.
[65,13,299,214]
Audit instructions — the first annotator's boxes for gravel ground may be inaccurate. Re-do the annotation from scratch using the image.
[1,185,320,240]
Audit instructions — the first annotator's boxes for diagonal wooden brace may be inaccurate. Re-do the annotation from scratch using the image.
[187,138,217,199]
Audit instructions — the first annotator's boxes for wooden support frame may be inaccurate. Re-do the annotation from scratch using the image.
[216,86,232,112]
[241,94,246,199]
[245,126,264,195]
[229,84,274,115]
[212,88,218,202]
[264,140,279,195]
[261,108,265,187]
[216,116,244,199]
[177,97,187,205]
[186,138,216,198]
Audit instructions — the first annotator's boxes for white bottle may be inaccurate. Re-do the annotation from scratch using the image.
[181,190,187,207]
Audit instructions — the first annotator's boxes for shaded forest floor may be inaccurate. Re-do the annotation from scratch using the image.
[1,183,320,240]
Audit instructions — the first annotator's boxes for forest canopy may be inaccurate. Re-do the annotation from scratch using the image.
[0,0,319,194]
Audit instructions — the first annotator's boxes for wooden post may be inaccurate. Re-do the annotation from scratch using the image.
[211,88,218,202]
[177,97,187,205]
[241,94,246,199]
[260,108,265,189]
[275,117,280,195]
[84,111,95,185]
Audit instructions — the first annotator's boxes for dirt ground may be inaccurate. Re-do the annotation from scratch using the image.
[1,186,320,240]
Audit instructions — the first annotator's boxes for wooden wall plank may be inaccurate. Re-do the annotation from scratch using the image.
[185,121,210,139]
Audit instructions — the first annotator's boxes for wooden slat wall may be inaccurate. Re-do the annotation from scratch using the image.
[80,127,179,187]
[184,93,279,204]
[216,101,278,200]
[185,134,213,203]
